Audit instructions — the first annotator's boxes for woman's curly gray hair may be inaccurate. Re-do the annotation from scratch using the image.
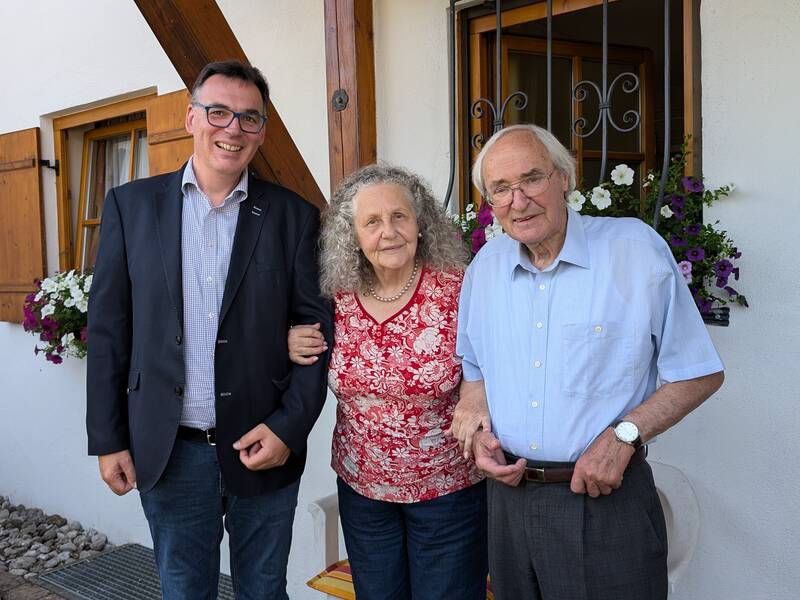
[320,164,468,297]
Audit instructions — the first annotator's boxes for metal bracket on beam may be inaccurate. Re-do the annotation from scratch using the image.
[39,159,60,177]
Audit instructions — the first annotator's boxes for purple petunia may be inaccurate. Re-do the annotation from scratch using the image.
[682,176,704,193]
[677,260,693,284]
[684,223,702,236]
[714,259,734,278]
[730,247,742,259]
[476,203,494,227]
[716,276,728,288]
[672,206,686,221]
[471,228,486,254]
[670,235,687,247]
[687,247,705,262]
[45,352,63,365]
[669,194,685,209]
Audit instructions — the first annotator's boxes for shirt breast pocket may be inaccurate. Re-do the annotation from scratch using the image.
[561,320,634,398]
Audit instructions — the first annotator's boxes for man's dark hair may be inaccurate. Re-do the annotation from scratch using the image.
[191,59,270,112]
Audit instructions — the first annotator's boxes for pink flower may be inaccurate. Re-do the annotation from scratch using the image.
[471,228,486,254]
[476,203,494,227]
[677,260,693,284]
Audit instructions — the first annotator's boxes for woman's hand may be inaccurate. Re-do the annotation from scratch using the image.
[287,322,328,365]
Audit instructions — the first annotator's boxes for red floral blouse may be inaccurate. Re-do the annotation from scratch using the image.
[329,267,482,503]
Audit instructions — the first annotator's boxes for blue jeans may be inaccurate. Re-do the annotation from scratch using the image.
[337,477,488,600]
[139,438,299,600]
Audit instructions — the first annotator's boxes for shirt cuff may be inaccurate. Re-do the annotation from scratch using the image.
[659,357,725,384]
[461,360,483,382]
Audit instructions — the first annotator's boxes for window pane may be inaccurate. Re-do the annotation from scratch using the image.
[85,134,131,219]
[580,60,641,153]
[506,53,573,149]
[134,129,149,179]
[81,225,101,271]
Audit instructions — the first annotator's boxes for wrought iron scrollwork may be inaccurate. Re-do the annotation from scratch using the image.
[571,71,640,139]
[470,91,529,149]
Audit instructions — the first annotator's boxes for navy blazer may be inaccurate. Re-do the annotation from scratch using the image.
[86,167,333,496]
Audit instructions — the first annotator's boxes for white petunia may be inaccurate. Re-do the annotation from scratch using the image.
[76,299,89,313]
[610,164,635,186]
[61,332,75,348]
[41,278,57,293]
[485,218,503,241]
[566,190,586,211]
[83,274,93,292]
[590,187,612,210]
[41,303,55,317]
[466,210,476,221]
[660,204,673,218]
[64,297,76,308]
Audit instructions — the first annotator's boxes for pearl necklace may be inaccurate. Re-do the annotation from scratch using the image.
[368,260,420,303]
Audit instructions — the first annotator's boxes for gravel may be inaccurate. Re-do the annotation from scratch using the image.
[0,494,114,580]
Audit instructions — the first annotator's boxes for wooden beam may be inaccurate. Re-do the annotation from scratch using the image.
[683,0,701,176]
[324,0,377,192]
[133,0,325,209]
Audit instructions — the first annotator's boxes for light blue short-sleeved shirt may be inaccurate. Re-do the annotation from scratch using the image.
[456,207,724,462]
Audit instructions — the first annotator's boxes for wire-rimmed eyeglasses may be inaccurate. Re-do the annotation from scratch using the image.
[486,169,557,208]
[191,102,267,134]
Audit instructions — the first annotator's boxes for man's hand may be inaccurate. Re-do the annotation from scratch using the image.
[233,424,291,470]
[570,427,635,497]
[98,450,137,495]
[446,379,492,460]
[473,429,526,487]
[287,323,328,365]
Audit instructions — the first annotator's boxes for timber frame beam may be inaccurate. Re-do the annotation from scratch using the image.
[324,0,377,192]
[134,0,325,208]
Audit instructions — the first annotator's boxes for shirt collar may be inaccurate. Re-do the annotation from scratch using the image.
[509,206,591,278]
[181,157,249,207]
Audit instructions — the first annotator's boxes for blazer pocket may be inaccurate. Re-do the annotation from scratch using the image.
[271,372,292,391]
[127,370,141,394]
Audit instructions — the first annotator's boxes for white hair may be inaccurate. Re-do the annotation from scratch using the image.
[471,124,576,196]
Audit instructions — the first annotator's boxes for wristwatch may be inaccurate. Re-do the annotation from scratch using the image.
[611,420,643,450]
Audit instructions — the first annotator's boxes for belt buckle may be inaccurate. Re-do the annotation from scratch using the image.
[205,429,216,446]
[524,467,546,483]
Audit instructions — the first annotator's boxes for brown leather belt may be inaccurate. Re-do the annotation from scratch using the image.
[503,445,647,485]
[177,425,217,446]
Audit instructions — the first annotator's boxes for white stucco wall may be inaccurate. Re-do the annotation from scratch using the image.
[648,2,800,599]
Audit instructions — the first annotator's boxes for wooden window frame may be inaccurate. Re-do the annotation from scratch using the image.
[52,94,154,271]
[74,118,147,271]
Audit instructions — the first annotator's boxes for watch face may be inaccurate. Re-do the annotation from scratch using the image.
[615,421,639,443]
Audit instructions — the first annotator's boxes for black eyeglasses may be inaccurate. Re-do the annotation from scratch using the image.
[191,102,267,134]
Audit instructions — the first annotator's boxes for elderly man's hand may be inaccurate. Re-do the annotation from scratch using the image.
[234,424,291,470]
[473,430,526,487]
[98,450,137,495]
[570,428,635,497]
[288,323,328,365]
[446,379,492,459]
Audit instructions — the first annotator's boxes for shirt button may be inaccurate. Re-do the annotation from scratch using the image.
[531,401,539,408]
[534,360,542,368]
[536,322,543,329]
[530,442,537,450]
[594,325,603,333]
[538,284,546,290]
[207,276,213,283]
[208,312,214,319]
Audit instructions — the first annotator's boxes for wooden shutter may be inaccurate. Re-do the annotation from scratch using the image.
[146,90,194,176]
[0,128,46,323]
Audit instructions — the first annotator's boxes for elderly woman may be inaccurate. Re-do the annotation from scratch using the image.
[289,164,486,600]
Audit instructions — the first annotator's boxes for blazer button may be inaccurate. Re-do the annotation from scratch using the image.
[174,386,183,397]
[175,335,182,345]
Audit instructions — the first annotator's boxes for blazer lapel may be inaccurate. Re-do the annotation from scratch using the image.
[154,170,185,325]
[219,182,269,326]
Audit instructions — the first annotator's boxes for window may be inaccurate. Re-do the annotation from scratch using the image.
[459,0,699,211]
[76,115,148,270]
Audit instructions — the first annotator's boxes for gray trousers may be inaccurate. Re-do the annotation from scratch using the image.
[488,461,668,600]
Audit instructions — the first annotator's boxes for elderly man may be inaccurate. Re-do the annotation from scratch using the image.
[452,124,723,600]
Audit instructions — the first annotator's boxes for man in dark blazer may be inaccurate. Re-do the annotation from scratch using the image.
[86,60,332,599]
